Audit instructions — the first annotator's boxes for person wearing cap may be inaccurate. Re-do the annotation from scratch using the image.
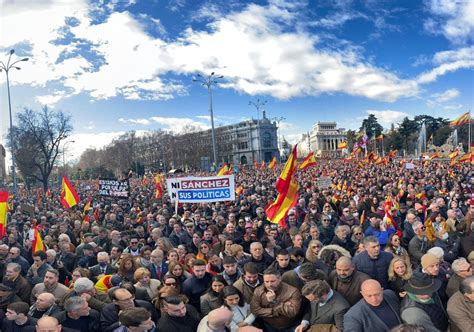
[343,279,401,332]
[77,244,98,268]
[408,221,431,267]
[414,203,426,224]
[447,275,474,332]
[400,274,449,331]
[0,282,22,315]
[419,253,449,305]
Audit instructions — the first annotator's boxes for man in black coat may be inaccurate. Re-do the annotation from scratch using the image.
[100,288,157,332]
[352,236,393,289]
[53,296,100,332]
[182,259,212,311]
[156,296,200,332]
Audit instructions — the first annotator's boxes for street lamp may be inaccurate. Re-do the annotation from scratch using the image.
[0,49,29,193]
[249,99,267,163]
[193,72,223,168]
[62,140,75,169]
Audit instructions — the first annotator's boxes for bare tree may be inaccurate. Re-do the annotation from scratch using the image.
[10,107,72,190]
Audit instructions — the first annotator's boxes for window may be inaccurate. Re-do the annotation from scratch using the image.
[262,132,272,148]
[238,142,248,150]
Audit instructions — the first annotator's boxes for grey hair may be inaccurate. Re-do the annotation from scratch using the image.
[362,236,379,246]
[97,251,109,259]
[412,221,423,230]
[6,262,21,273]
[64,296,87,313]
[73,277,94,294]
[250,242,263,250]
[58,234,71,243]
[451,258,468,274]
[46,249,57,257]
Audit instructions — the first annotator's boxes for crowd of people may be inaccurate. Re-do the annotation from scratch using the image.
[0,158,473,332]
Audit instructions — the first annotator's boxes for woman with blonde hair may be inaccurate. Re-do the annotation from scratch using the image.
[305,239,323,263]
[387,257,412,298]
[134,267,161,299]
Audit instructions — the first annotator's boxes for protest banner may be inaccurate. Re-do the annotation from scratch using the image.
[98,178,130,198]
[316,176,332,189]
[166,175,235,203]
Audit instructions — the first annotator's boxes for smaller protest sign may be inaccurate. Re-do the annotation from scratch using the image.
[98,178,130,198]
[316,176,332,189]
[166,175,235,203]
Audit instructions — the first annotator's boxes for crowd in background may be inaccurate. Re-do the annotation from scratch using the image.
[0,158,473,332]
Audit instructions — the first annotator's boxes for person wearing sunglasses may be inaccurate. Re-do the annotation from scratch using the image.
[446,257,473,298]
[408,221,431,268]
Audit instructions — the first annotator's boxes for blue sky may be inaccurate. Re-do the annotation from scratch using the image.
[0,0,473,163]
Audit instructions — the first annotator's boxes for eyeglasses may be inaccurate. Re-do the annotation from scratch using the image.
[322,219,329,222]
[354,232,362,236]
[459,266,472,273]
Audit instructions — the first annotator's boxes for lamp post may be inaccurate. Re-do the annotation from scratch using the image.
[193,72,223,168]
[62,140,75,169]
[249,99,267,163]
[0,49,29,193]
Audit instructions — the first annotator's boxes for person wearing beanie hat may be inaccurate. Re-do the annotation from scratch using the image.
[420,253,449,306]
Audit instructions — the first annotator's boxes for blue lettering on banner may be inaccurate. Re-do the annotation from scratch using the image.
[177,188,231,201]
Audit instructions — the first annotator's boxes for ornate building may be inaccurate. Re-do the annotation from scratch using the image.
[309,122,347,157]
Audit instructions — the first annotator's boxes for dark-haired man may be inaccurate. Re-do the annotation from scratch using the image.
[182,259,213,312]
[156,296,200,332]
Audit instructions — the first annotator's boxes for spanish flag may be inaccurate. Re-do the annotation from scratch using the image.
[429,152,440,160]
[338,141,348,150]
[449,112,470,127]
[459,152,472,163]
[0,192,8,240]
[83,198,92,214]
[265,177,299,226]
[268,157,277,170]
[217,163,232,176]
[60,176,80,209]
[276,145,298,194]
[32,226,45,254]
[449,150,459,160]
[155,180,163,199]
[299,151,317,170]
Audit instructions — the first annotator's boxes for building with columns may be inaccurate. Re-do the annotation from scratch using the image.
[309,122,347,157]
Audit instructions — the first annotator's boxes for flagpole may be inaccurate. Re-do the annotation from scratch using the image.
[382,136,385,156]
[469,110,471,152]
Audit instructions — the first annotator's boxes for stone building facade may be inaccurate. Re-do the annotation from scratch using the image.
[309,122,347,157]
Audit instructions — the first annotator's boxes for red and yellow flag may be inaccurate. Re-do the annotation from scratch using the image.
[32,226,45,254]
[449,150,459,160]
[0,192,8,240]
[83,197,91,215]
[217,163,229,176]
[429,152,440,160]
[268,157,277,170]
[276,145,298,193]
[338,141,348,150]
[155,180,163,199]
[299,151,317,170]
[459,152,472,164]
[359,210,365,226]
[235,186,244,196]
[449,112,470,127]
[265,177,299,226]
[45,189,52,198]
[60,176,80,209]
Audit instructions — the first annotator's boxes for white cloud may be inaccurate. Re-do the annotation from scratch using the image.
[66,131,125,164]
[431,88,459,103]
[365,110,409,128]
[416,46,474,84]
[1,0,472,107]
[424,0,474,44]
[35,91,67,107]
[119,118,152,125]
